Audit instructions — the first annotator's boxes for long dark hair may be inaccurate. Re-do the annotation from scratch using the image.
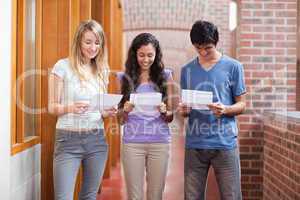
[119,33,167,108]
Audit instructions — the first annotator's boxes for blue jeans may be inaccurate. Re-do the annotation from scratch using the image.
[184,147,242,200]
[53,129,108,200]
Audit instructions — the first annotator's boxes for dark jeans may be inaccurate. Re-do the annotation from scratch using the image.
[184,148,242,200]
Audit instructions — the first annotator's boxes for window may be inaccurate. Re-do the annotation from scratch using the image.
[11,0,42,155]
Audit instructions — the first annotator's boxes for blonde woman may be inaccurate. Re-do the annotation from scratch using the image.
[48,20,115,200]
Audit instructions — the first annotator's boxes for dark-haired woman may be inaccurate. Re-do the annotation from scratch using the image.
[117,33,174,200]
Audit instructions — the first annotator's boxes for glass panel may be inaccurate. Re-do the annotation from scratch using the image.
[23,0,36,137]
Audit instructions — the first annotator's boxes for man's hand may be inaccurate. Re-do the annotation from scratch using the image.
[207,102,227,118]
[178,102,192,117]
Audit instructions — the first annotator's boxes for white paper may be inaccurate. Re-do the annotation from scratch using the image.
[130,92,162,106]
[89,93,123,111]
[181,89,213,110]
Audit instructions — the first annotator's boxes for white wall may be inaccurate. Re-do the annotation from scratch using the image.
[0,1,41,199]
[11,145,41,200]
[0,0,12,199]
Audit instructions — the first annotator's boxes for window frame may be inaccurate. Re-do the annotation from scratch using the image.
[11,0,42,155]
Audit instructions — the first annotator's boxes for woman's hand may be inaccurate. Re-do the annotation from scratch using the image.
[158,102,167,114]
[123,101,134,113]
[178,102,191,117]
[68,102,90,114]
[117,101,133,124]
[159,102,173,123]
[101,106,118,118]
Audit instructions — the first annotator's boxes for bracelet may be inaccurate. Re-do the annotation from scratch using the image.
[160,111,174,122]
[161,111,172,117]
[160,110,167,116]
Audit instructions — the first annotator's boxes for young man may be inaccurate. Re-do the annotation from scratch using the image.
[178,20,246,200]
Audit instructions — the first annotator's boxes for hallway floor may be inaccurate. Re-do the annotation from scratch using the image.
[97,134,220,200]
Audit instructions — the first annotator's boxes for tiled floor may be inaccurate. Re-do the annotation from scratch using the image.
[97,134,220,200]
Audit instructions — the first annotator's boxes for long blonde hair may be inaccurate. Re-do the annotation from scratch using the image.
[70,20,109,92]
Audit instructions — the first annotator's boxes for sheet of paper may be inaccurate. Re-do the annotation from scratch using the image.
[89,93,123,111]
[129,92,162,114]
[181,89,213,110]
[130,92,162,106]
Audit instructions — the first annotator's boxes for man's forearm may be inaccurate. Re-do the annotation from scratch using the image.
[224,101,246,116]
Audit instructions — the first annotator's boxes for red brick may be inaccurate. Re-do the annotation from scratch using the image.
[252,71,273,77]
[286,3,298,9]
[275,41,297,48]
[287,18,297,25]
[241,175,250,182]
[238,48,262,55]
[240,33,262,40]
[264,3,285,9]
[240,124,262,130]
[263,49,284,55]
[241,10,252,17]
[239,41,252,47]
[253,11,273,17]
[242,3,262,9]
[251,176,263,183]
[287,49,297,54]
[253,26,274,32]
[244,64,262,70]
[275,11,297,18]
[234,0,297,198]
[241,18,263,25]
[253,41,273,47]
[240,146,250,152]
[239,56,251,62]
[263,18,285,25]
[276,26,297,32]
[240,139,261,146]
[240,25,252,32]
[263,34,285,40]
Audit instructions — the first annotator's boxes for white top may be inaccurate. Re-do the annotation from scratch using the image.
[51,58,106,131]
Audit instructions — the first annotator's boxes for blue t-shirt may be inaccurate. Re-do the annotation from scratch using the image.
[180,55,246,150]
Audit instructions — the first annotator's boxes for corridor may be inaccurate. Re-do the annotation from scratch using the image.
[98,128,220,200]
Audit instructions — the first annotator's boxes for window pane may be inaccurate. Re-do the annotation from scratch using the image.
[24,0,36,137]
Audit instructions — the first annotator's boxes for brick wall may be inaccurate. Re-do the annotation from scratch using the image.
[123,0,299,199]
[237,0,298,199]
[123,0,232,83]
[263,112,300,200]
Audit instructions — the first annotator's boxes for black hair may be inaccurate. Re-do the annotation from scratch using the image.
[190,20,219,46]
[119,33,167,108]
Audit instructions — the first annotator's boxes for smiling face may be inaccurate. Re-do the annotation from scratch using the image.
[136,43,156,72]
[81,30,100,63]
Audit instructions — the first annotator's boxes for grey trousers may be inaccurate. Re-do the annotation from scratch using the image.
[184,147,242,200]
[53,129,108,200]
